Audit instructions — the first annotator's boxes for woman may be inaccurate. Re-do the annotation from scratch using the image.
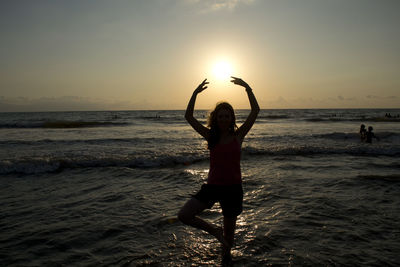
[359,124,366,141]
[178,76,260,263]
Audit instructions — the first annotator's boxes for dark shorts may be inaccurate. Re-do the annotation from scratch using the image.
[193,184,243,217]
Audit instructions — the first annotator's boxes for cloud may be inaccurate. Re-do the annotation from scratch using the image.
[366,95,398,100]
[337,95,356,101]
[186,0,255,12]
[264,96,293,108]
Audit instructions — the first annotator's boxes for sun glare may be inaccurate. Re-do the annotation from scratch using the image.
[212,61,233,81]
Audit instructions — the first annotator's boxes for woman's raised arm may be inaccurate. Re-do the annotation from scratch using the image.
[185,79,210,140]
[231,77,260,141]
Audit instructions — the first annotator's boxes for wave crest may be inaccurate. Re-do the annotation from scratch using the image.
[0,120,130,129]
[0,154,207,175]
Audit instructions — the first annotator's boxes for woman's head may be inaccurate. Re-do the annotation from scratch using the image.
[207,102,237,132]
[207,102,237,149]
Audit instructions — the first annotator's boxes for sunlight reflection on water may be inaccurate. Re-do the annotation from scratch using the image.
[183,168,209,180]
[180,228,221,266]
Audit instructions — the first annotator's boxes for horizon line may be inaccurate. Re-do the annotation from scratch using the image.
[1,107,400,113]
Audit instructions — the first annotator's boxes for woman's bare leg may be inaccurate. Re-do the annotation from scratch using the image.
[222,216,237,257]
[178,198,227,246]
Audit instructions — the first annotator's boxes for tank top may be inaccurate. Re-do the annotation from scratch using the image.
[207,137,242,185]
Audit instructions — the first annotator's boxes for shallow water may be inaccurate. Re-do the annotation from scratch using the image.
[1,109,400,266]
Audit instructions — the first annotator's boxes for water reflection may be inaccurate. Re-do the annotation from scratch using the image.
[183,168,209,181]
[181,228,220,266]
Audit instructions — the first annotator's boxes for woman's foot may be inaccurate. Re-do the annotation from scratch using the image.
[221,251,233,266]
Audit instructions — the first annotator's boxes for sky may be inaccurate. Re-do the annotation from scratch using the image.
[1,0,399,111]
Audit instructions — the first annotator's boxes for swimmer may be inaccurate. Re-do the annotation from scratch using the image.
[365,126,379,143]
[359,124,367,141]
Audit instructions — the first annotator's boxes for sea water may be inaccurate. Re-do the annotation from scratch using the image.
[1,109,399,266]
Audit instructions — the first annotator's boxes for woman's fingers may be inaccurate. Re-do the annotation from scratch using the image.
[195,79,209,93]
[230,76,243,83]
[231,76,244,85]
[201,78,209,86]
[200,79,209,87]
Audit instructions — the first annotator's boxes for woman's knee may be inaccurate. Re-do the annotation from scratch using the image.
[178,198,206,224]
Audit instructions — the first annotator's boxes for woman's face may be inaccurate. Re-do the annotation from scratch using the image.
[216,108,232,132]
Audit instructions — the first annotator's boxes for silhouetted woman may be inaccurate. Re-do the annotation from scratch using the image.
[178,77,259,264]
[359,124,366,141]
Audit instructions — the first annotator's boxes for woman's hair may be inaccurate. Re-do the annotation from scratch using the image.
[206,102,238,149]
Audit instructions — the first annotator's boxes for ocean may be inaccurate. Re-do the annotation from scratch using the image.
[1,109,399,266]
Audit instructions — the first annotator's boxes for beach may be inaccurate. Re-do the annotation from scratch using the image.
[1,109,400,266]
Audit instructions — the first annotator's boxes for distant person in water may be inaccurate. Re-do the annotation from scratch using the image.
[178,77,259,265]
[365,126,379,143]
[359,124,367,141]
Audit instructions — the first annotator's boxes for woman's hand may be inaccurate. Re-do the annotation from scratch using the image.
[231,76,250,89]
[232,76,259,142]
[194,79,209,94]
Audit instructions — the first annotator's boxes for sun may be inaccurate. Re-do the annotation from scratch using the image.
[212,61,233,81]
